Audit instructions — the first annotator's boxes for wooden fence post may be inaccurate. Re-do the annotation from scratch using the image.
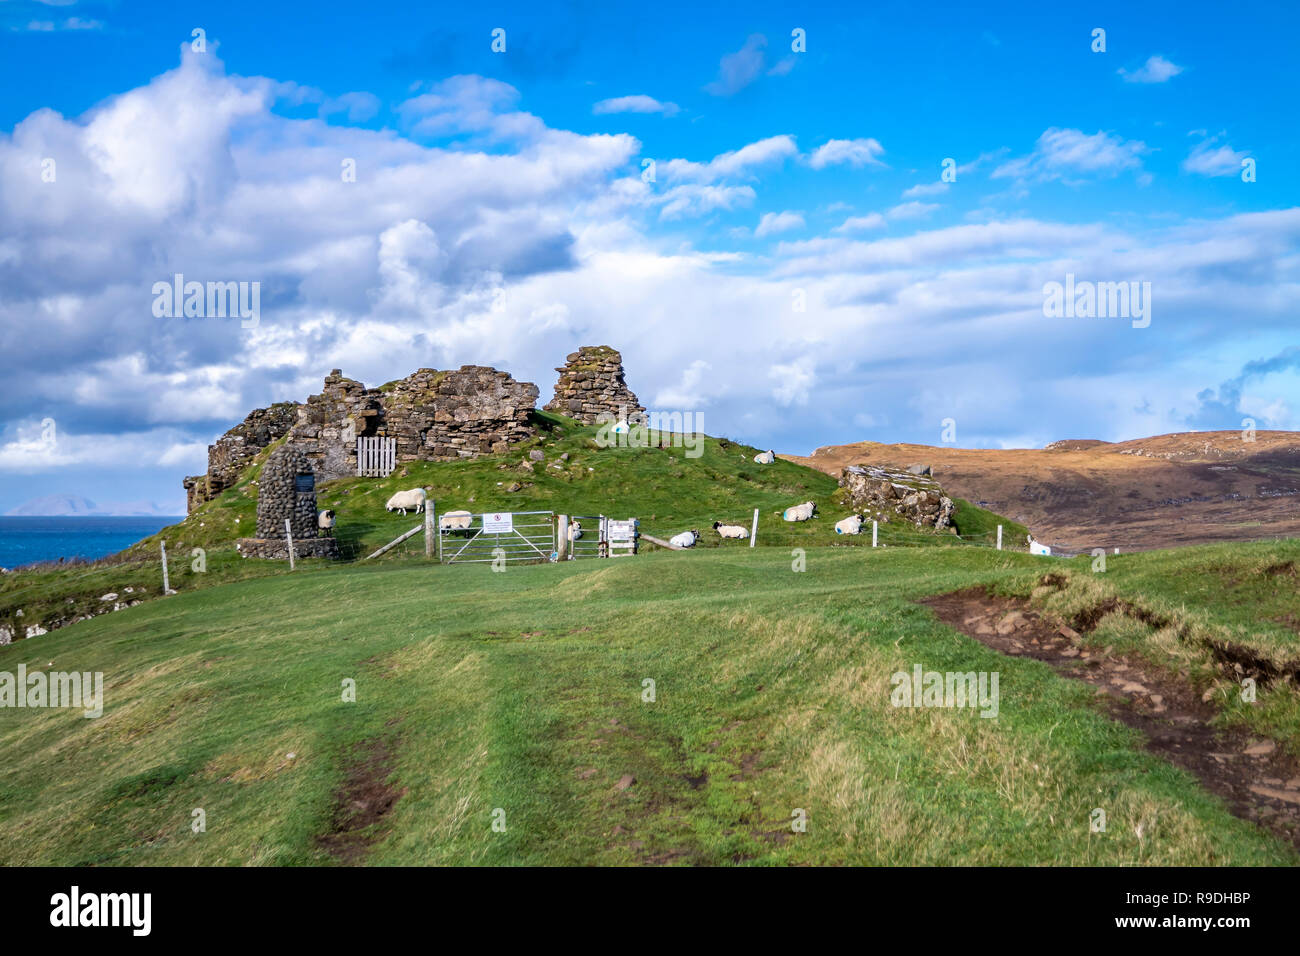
[285,518,296,570]
[872,521,878,548]
[997,525,1003,551]
[749,508,758,547]
[160,540,171,593]
[425,504,434,558]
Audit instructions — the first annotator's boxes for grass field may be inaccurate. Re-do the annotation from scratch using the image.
[2,540,1297,866]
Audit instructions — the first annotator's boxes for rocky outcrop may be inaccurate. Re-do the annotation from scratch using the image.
[184,402,298,512]
[841,465,955,531]
[544,346,644,424]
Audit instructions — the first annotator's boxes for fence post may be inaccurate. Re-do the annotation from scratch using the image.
[425,506,434,558]
[997,525,1003,551]
[872,521,878,548]
[557,515,569,560]
[160,540,171,593]
[285,518,296,570]
[749,508,758,547]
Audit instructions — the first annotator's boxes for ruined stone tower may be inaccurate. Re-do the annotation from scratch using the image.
[543,346,645,424]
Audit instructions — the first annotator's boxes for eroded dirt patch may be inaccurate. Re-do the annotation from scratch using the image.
[922,587,1300,849]
[316,737,405,864]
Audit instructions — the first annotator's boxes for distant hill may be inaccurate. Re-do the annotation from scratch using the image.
[6,494,179,517]
[783,430,1300,553]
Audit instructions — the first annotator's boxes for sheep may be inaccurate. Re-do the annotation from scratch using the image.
[317,509,336,535]
[567,519,583,542]
[753,449,776,465]
[440,510,473,532]
[712,521,749,539]
[834,514,864,535]
[781,501,817,522]
[1027,534,1053,556]
[385,487,427,515]
[669,529,699,549]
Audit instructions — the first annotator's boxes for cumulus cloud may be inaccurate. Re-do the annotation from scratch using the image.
[1119,55,1184,84]
[993,128,1147,182]
[755,210,805,237]
[593,95,679,116]
[808,138,885,170]
[902,182,949,199]
[1183,135,1250,177]
[1,46,1298,510]
[887,201,939,221]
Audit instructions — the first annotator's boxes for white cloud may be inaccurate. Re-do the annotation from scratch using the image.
[755,211,805,238]
[663,135,798,184]
[705,34,768,96]
[902,182,949,199]
[1119,55,1184,84]
[833,213,887,233]
[771,356,815,406]
[593,95,679,116]
[993,128,1146,182]
[1183,136,1250,177]
[808,138,885,170]
[887,201,939,221]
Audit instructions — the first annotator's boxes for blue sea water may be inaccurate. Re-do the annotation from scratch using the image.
[0,517,181,569]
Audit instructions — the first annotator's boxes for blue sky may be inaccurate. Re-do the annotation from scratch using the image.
[0,0,1297,512]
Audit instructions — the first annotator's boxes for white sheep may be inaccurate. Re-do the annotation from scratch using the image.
[385,487,428,515]
[753,450,775,464]
[1027,534,1053,556]
[781,501,817,522]
[834,514,864,535]
[440,510,473,532]
[669,529,699,549]
[318,509,336,534]
[567,519,583,542]
[712,521,749,539]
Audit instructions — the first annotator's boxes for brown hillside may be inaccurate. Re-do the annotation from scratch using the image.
[783,431,1300,553]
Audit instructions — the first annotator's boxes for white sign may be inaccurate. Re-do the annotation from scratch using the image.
[607,519,637,541]
[483,512,513,534]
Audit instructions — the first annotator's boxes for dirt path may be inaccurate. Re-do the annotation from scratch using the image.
[922,588,1300,849]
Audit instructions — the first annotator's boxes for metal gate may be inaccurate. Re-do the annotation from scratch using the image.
[437,511,556,564]
[567,515,605,559]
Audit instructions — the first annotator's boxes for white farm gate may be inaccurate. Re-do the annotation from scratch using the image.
[356,437,396,477]
[565,515,639,559]
[438,511,556,565]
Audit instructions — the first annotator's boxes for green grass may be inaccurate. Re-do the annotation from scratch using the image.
[1,414,1021,636]
[1,540,1297,865]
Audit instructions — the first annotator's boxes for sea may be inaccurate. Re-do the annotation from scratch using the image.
[0,516,182,570]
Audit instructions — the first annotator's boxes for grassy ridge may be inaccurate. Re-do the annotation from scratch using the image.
[1,541,1296,865]
[1,414,1022,637]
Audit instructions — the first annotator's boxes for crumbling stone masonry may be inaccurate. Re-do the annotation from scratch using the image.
[238,446,339,560]
[543,346,645,424]
[184,365,541,511]
[183,402,298,512]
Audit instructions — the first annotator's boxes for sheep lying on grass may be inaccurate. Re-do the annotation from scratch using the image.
[834,514,864,535]
[386,487,427,515]
[669,529,699,549]
[1027,534,1053,556]
[753,450,775,464]
[712,521,749,539]
[781,501,817,522]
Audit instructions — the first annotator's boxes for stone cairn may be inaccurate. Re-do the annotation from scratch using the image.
[840,465,956,531]
[543,346,645,425]
[238,446,339,560]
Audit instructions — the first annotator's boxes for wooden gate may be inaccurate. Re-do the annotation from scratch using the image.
[356,437,396,477]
